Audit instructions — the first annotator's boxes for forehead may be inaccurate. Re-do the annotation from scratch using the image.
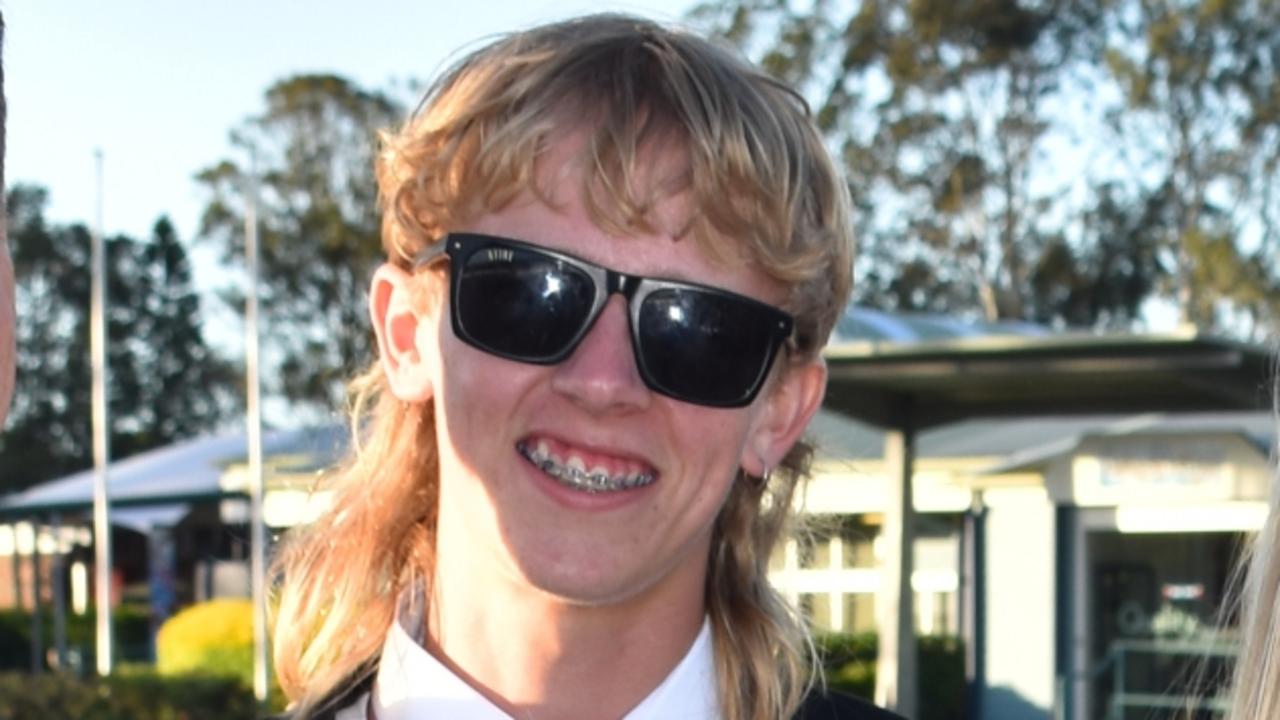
[466,134,784,305]
[534,125,695,238]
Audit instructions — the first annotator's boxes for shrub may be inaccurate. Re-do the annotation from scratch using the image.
[0,670,257,719]
[816,631,878,699]
[0,606,151,671]
[154,598,286,711]
[816,632,966,720]
[156,598,254,684]
[918,634,966,720]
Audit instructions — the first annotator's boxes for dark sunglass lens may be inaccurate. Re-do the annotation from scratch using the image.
[455,246,595,360]
[636,288,780,406]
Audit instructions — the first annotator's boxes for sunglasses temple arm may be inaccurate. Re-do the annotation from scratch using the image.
[412,238,451,271]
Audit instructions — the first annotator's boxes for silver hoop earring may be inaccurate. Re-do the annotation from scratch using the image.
[739,465,772,488]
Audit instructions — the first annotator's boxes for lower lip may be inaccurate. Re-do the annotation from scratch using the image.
[518,449,656,512]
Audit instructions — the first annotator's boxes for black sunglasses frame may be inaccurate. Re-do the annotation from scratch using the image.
[413,233,795,408]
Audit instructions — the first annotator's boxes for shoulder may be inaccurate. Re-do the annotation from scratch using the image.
[795,687,907,720]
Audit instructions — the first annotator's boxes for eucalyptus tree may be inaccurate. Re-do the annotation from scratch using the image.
[692,0,1279,335]
[196,74,405,411]
[1099,0,1280,333]
[0,188,232,492]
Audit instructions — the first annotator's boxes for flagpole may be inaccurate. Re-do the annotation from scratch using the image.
[90,148,113,676]
[244,164,269,703]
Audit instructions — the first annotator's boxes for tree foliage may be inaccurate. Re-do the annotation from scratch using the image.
[0,186,234,493]
[1098,0,1280,331]
[692,0,1280,335]
[195,74,404,411]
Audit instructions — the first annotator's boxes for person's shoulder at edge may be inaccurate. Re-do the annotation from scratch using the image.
[796,687,908,720]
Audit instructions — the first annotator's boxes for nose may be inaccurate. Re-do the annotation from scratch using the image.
[550,295,651,413]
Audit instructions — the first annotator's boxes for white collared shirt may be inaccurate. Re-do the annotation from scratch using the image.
[336,613,721,720]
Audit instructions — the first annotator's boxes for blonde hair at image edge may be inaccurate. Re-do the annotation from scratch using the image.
[269,14,854,720]
[1227,360,1280,719]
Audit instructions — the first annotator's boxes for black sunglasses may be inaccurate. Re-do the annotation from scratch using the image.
[413,233,794,408]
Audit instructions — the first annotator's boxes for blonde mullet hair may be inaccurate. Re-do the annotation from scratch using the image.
[272,369,440,717]
[271,14,853,720]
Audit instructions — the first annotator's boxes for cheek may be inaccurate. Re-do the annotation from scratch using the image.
[433,327,537,459]
[670,410,758,486]
[417,313,444,389]
[436,335,488,436]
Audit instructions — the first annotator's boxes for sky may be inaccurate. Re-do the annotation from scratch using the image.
[3,0,695,243]
[0,0,1191,374]
[3,0,700,421]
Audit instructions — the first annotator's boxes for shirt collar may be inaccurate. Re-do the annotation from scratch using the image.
[370,612,720,720]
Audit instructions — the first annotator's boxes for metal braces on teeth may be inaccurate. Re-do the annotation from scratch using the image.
[520,443,654,493]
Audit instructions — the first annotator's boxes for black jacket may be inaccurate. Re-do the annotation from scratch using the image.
[796,688,907,720]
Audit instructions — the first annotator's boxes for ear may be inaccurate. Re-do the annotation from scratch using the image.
[369,263,434,402]
[741,357,828,477]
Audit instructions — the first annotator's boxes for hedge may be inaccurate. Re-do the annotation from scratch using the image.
[1,615,963,717]
[817,632,966,720]
[0,670,258,720]
[0,606,151,671]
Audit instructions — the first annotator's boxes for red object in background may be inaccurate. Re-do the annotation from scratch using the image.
[1161,583,1205,601]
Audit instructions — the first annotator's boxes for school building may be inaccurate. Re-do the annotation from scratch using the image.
[770,406,1268,719]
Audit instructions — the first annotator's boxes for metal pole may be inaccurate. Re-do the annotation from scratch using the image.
[1054,675,1067,720]
[9,523,22,611]
[51,513,68,670]
[244,167,269,703]
[962,501,986,719]
[29,521,43,673]
[90,148,113,676]
[874,412,918,718]
[1111,647,1125,720]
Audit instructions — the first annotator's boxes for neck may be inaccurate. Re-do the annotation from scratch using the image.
[425,530,709,720]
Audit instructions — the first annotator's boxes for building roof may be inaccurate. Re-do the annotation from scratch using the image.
[0,425,346,517]
[833,306,1051,344]
[824,323,1273,429]
[808,409,1274,464]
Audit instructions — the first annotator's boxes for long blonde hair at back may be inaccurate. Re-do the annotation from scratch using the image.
[271,14,854,719]
[1227,353,1280,718]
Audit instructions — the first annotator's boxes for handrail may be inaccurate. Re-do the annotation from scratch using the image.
[1055,636,1237,720]
[1106,638,1239,656]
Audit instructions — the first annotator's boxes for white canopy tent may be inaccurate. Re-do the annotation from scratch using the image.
[0,426,345,518]
[0,425,345,679]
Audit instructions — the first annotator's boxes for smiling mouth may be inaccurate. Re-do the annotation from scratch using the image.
[516,439,657,494]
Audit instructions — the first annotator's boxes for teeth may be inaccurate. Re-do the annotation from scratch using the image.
[517,442,655,493]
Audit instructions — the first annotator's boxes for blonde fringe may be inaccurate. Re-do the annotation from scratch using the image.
[272,14,854,719]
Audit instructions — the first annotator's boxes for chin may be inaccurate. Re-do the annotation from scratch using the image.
[514,554,661,609]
